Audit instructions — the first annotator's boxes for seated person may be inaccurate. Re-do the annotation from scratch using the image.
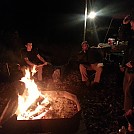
[77,41,104,88]
[19,42,49,81]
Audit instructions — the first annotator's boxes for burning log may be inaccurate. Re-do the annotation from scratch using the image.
[20,96,52,120]
[32,110,49,120]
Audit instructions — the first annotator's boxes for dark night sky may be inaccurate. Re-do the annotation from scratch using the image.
[0,0,133,45]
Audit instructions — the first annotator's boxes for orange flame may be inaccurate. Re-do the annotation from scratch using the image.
[15,67,50,120]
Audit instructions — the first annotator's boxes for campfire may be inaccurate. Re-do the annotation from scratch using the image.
[0,67,81,133]
[15,67,79,120]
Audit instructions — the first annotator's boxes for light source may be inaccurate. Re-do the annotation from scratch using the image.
[88,11,96,19]
[83,0,96,41]
[83,0,88,41]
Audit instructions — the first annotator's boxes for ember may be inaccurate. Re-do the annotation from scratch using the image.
[39,96,78,119]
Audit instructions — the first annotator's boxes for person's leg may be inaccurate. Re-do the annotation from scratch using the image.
[123,70,134,113]
[20,66,27,76]
[37,66,43,81]
[124,72,134,133]
[79,64,88,82]
[79,64,91,87]
[90,63,103,83]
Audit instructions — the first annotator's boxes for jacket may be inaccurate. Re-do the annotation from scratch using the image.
[118,23,134,69]
[77,48,103,65]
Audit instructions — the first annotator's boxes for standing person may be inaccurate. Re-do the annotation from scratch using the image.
[118,15,134,132]
[77,41,104,89]
[19,42,48,81]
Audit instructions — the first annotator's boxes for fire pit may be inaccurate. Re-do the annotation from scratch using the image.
[0,68,81,134]
[1,91,81,134]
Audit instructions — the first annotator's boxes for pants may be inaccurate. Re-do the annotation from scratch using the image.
[79,63,103,83]
[123,69,134,112]
[20,65,43,81]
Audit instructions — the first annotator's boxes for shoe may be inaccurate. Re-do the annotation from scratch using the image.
[125,109,134,132]
[118,126,126,134]
[128,123,134,132]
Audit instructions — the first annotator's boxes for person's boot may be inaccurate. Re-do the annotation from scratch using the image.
[128,123,134,132]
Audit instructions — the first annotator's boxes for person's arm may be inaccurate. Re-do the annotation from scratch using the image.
[77,51,84,61]
[118,15,131,70]
[77,50,90,64]
[118,15,131,41]
[37,54,48,65]
[24,57,35,67]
